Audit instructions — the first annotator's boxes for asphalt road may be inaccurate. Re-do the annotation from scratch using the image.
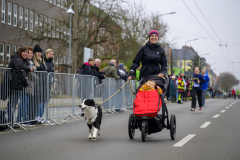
[0,99,239,160]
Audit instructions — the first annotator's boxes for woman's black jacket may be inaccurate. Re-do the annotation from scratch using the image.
[129,42,167,79]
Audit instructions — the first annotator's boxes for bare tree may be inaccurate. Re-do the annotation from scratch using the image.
[217,72,238,91]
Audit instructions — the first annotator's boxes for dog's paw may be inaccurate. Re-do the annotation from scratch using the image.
[92,137,96,140]
[98,131,101,137]
[88,133,93,139]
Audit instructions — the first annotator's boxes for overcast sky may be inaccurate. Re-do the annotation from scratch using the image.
[128,0,240,79]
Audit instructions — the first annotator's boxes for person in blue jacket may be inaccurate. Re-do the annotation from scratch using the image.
[201,70,210,106]
[190,67,205,112]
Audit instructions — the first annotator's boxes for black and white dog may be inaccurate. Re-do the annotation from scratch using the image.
[79,99,102,140]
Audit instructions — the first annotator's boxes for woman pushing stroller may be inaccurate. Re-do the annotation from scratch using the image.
[128,30,167,80]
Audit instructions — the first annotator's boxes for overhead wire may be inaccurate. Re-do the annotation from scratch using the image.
[182,0,229,72]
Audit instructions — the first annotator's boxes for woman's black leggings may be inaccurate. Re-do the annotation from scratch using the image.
[191,88,203,109]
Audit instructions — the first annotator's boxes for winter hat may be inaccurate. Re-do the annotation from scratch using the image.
[33,44,43,53]
[119,63,124,69]
[149,30,159,39]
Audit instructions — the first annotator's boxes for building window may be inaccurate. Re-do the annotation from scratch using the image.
[13,5,17,27]
[53,0,56,5]
[39,14,43,34]
[56,21,59,38]
[25,9,28,30]
[44,16,47,36]
[61,0,64,8]
[30,11,33,31]
[19,7,23,28]
[48,18,51,37]
[187,62,190,66]
[57,0,60,7]
[13,45,16,53]
[60,23,63,39]
[64,25,66,41]
[0,43,4,62]
[52,19,55,38]
[35,13,38,33]
[7,44,10,62]
[64,0,67,10]
[1,0,6,23]
[7,2,12,25]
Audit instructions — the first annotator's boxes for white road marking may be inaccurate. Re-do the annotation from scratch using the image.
[200,122,211,128]
[229,105,232,106]
[173,134,196,147]
[226,107,229,109]
[213,114,220,118]
[221,110,226,113]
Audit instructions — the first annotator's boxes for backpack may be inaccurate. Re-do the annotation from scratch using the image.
[78,64,91,75]
[0,110,8,131]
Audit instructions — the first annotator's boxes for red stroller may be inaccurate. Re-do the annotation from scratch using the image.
[128,75,176,142]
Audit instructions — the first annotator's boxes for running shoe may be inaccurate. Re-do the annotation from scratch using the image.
[199,107,202,112]
[190,108,195,111]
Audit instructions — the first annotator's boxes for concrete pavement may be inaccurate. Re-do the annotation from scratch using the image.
[0,99,239,160]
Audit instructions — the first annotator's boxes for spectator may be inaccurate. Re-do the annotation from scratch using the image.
[212,87,216,98]
[103,59,120,79]
[237,89,240,99]
[232,89,236,99]
[228,90,232,98]
[7,47,34,126]
[44,49,54,73]
[18,47,39,126]
[32,44,47,123]
[175,75,179,102]
[81,58,96,109]
[170,76,176,103]
[118,63,128,81]
[103,59,120,111]
[166,75,171,101]
[94,58,105,83]
[183,76,189,102]
[82,58,95,76]
[115,60,121,77]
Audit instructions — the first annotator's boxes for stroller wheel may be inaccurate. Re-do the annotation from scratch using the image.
[141,121,148,142]
[128,113,135,139]
[170,114,176,140]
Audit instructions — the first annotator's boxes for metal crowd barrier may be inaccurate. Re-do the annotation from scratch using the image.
[0,67,137,132]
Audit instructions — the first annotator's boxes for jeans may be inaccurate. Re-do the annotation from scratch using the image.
[202,90,207,105]
[169,95,172,100]
[17,94,30,122]
[7,91,20,123]
[37,101,45,118]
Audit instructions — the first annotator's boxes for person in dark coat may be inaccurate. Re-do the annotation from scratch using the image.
[44,49,54,73]
[128,30,167,80]
[170,76,177,103]
[7,47,34,125]
[118,63,128,81]
[82,58,95,76]
[94,59,105,83]
[166,75,171,100]
[32,44,48,123]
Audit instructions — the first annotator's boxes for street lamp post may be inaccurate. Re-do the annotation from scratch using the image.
[184,38,198,73]
[67,4,74,65]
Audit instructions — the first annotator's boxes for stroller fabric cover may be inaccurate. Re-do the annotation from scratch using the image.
[133,89,162,117]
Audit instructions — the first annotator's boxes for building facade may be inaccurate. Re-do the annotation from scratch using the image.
[0,0,70,71]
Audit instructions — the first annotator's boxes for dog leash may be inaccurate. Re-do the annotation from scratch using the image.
[99,79,135,106]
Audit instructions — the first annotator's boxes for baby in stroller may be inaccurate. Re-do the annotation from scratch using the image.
[138,80,163,95]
